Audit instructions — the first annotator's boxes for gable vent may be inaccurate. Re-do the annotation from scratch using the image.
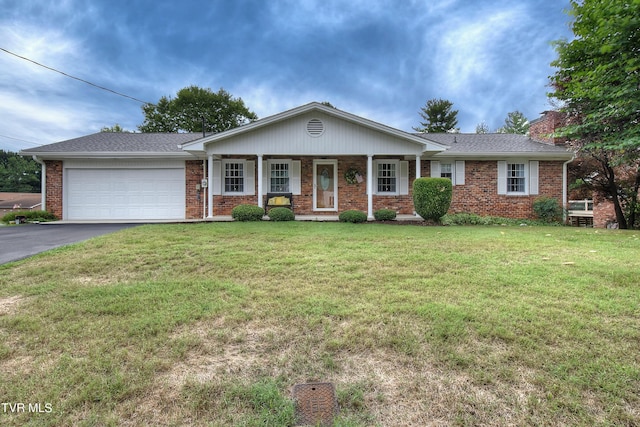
[306,118,324,137]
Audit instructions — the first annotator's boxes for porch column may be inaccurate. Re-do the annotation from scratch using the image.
[416,155,421,179]
[207,154,214,218]
[367,155,374,220]
[257,155,263,208]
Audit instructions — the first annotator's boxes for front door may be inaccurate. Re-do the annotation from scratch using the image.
[313,160,337,211]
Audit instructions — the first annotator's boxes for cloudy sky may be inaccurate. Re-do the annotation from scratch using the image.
[1,0,573,152]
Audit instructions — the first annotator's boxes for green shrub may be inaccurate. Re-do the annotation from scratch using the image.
[440,213,562,226]
[533,197,562,222]
[413,177,452,222]
[267,207,295,221]
[1,210,58,224]
[374,209,397,221]
[339,210,368,223]
[231,204,265,221]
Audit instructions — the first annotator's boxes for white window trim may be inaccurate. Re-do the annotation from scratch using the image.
[374,159,403,195]
[431,160,465,186]
[266,159,292,193]
[497,160,538,196]
[262,159,301,195]
[222,159,255,196]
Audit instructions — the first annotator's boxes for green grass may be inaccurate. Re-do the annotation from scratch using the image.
[0,222,638,426]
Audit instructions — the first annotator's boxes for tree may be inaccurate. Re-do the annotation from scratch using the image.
[475,122,490,134]
[138,86,258,134]
[497,111,530,135]
[549,0,640,229]
[0,150,41,192]
[100,124,130,133]
[413,98,459,133]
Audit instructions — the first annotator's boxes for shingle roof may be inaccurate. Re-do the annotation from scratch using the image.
[21,132,203,154]
[416,133,573,155]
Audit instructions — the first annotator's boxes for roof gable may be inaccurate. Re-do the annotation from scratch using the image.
[182,102,447,155]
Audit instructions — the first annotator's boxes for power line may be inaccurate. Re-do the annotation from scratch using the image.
[0,133,43,146]
[0,47,152,105]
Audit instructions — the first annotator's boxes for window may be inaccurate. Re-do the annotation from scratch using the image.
[440,163,453,180]
[224,161,244,193]
[377,162,397,193]
[507,163,525,193]
[270,162,290,192]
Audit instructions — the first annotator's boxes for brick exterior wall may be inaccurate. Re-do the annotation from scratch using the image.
[593,195,616,228]
[213,156,419,216]
[43,156,566,221]
[445,160,564,219]
[45,160,63,219]
[185,160,206,219]
[212,156,566,219]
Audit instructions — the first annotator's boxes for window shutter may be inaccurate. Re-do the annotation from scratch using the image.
[529,160,539,195]
[212,160,222,195]
[262,161,268,194]
[245,161,255,195]
[430,161,440,177]
[497,161,507,195]
[399,161,409,195]
[291,160,301,195]
[455,160,465,185]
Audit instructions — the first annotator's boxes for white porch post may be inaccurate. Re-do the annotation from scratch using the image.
[367,155,374,220]
[257,155,263,208]
[207,154,214,218]
[416,155,421,179]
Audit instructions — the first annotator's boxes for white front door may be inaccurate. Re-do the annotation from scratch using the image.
[313,160,338,211]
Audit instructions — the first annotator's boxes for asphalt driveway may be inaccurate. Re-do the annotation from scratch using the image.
[0,223,140,265]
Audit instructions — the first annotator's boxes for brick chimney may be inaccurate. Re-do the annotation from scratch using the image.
[529,111,568,146]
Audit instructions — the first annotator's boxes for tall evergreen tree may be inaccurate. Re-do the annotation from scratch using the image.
[413,98,459,133]
[497,111,530,135]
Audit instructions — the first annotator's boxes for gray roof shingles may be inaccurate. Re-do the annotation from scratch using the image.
[22,133,203,153]
[416,133,572,154]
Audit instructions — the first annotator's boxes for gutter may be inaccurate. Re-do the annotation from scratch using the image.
[562,154,576,222]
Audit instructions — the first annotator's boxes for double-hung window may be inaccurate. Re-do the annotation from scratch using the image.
[497,160,538,195]
[507,163,525,193]
[440,163,453,180]
[377,161,397,194]
[269,162,290,192]
[224,161,244,194]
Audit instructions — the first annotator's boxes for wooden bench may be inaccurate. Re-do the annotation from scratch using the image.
[567,199,593,227]
[265,192,293,213]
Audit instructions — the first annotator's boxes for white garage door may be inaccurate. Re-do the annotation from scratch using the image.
[65,168,185,220]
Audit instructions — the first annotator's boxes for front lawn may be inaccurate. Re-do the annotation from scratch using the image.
[0,223,638,426]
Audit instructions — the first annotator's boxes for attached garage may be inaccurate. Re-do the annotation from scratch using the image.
[64,160,186,220]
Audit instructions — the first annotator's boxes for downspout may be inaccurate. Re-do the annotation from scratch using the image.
[562,155,575,223]
[202,159,206,219]
[32,156,46,211]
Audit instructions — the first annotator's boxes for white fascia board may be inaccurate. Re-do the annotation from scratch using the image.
[25,152,195,160]
[429,151,574,161]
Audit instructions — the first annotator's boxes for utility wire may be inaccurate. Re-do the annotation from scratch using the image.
[0,47,153,105]
[0,133,43,146]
